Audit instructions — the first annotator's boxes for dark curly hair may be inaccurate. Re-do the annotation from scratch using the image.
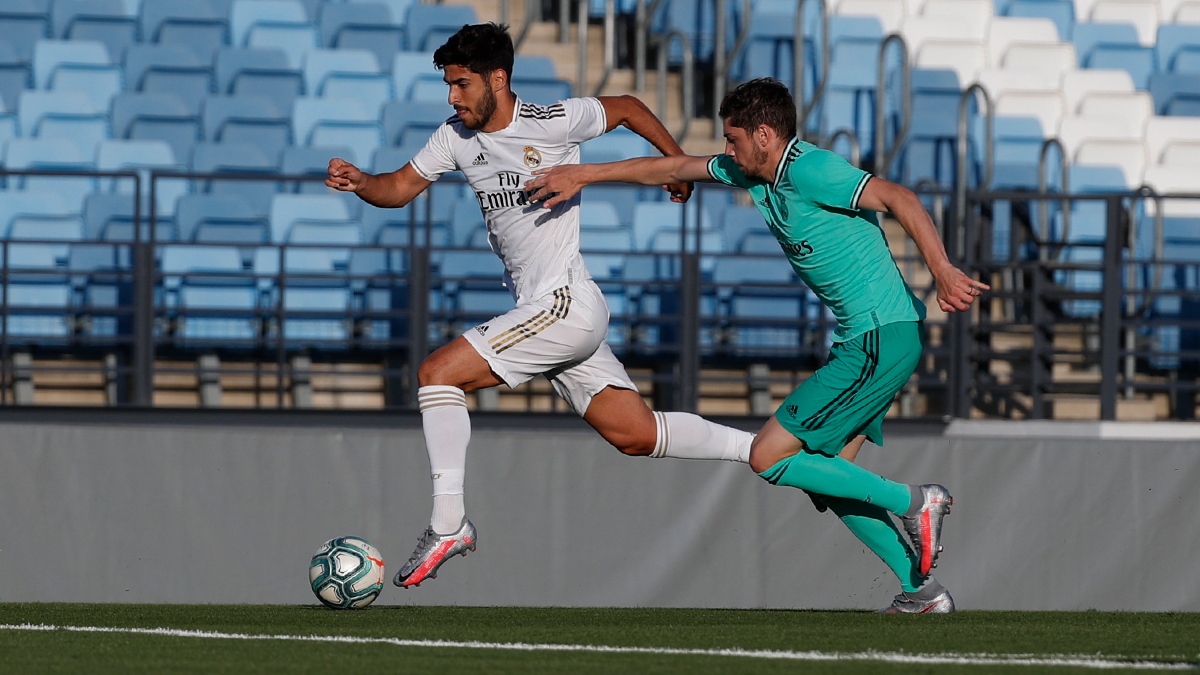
[433,23,515,83]
[718,78,797,139]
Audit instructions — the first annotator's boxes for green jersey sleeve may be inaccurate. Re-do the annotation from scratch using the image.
[790,148,873,211]
[706,154,759,189]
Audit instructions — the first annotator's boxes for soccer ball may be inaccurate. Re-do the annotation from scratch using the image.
[308,536,386,609]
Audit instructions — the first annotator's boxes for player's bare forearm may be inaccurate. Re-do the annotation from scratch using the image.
[526,155,712,208]
[326,159,430,208]
[858,178,990,312]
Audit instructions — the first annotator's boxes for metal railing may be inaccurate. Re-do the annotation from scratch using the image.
[873,34,910,178]
[712,0,752,139]
[796,0,830,143]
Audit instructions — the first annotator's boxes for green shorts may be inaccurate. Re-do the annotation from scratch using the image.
[775,321,923,456]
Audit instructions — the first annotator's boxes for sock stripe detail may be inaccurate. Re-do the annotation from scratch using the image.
[652,411,668,458]
[418,386,467,413]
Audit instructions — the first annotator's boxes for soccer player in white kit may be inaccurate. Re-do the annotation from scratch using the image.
[326,23,756,588]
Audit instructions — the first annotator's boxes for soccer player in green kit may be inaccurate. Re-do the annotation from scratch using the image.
[526,78,989,613]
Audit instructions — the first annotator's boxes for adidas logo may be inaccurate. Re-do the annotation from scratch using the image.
[785,404,798,418]
[472,153,488,166]
[475,325,489,335]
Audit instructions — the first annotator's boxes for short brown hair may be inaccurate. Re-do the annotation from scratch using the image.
[718,78,797,139]
[433,23,514,82]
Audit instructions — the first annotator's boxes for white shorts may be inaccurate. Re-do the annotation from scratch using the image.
[462,279,638,416]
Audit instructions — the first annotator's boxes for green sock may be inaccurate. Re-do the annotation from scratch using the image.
[822,495,923,592]
[758,450,912,515]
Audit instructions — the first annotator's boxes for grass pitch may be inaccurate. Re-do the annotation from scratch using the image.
[1,604,1197,674]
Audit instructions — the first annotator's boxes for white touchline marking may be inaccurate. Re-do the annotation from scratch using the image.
[1,623,1196,670]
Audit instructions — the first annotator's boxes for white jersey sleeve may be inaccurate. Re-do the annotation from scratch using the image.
[561,97,608,145]
[409,120,460,181]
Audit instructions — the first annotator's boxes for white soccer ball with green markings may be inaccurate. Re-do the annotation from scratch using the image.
[308,536,386,609]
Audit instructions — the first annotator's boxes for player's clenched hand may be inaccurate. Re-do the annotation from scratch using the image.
[934,264,990,313]
[326,158,364,192]
[524,165,587,209]
[665,181,693,203]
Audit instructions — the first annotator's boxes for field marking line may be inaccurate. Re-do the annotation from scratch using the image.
[1,623,1196,670]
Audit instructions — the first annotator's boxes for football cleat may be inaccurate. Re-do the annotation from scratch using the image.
[879,587,956,614]
[900,484,953,577]
[393,519,477,588]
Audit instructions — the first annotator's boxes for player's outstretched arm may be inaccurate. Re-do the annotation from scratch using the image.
[326,158,432,208]
[857,177,990,313]
[598,95,691,203]
[525,155,714,209]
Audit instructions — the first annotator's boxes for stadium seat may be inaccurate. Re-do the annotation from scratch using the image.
[202,94,291,163]
[1088,0,1159,46]
[1157,25,1200,73]
[1144,166,1200,217]
[18,90,108,152]
[280,144,353,195]
[835,0,906,33]
[96,138,189,218]
[51,0,135,62]
[140,0,229,59]
[988,17,1060,66]
[3,239,73,339]
[320,2,405,71]
[292,97,382,167]
[581,128,654,161]
[1145,115,1200,164]
[1006,0,1075,40]
[364,202,420,245]
[82,192,139,240]
[0,42,31,112]
[177,194,269,243]
[162,244,259,342]
[0,95,17,149]
[442,196,481,246]
[1061,68,1135,114]
[580,227,633,281]
[921,0,993,35]
[512,78,572,106]
[714,256,803,354]
[381,100,451,146]
[269,193,353,243]
[0,0,51,63]
[1002,43,1078,80]
[1074,23,1157,89]
[1149,73,1200,115]
[215,47,303,116]
[405,3,476,51]
[110,92,201,163]
[913,41,986,89]
[514,55,557,80]
[1075,139,1147,187]
[1076,91,1154,134]
[231,0,317,69]
[33,40,120,112]
[303,49,392,112]
[392,51,437,100]
[0,189,70,233]
[126,43,216,116]
[4,137,95,212]
[900,69,964,187]
[1160,141,1200,166]
[191,142,278,216]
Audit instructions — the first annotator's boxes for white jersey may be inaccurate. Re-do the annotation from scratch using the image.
[409,97,608,304]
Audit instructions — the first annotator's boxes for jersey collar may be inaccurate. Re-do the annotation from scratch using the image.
[771,136,800,190]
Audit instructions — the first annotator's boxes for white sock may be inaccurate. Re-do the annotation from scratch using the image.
[419,385,470,534]
[649,411,752,463]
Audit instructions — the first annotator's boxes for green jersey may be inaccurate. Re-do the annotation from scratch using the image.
[707,137,925,342]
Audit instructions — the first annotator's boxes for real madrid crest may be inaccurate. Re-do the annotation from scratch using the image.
[523,146,542,169]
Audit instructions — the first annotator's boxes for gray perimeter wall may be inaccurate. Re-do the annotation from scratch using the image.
[1,418,1198,611]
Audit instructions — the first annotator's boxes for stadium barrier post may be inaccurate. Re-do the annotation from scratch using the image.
[1100,195,1124,420]
[134,171,154,406]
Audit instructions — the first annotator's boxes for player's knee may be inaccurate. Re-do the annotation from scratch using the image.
[417,357,448,387]
[748,436,793,474]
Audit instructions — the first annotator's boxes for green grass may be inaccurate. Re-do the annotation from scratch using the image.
[1,604,1197,674]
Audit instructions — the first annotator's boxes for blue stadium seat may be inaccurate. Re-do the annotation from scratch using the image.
[231,0,316,69]
[713,255,799,353]
[580,201,622,230]
[0,0,51,63]
[18,90,108,151]
[739,231,779,254]
[3,138,95,211]
[512,78,572,106]
[1157,25,1200,73]
[581,128,653,161]
[51,0,136,62]
[990,117,1049,190]
[362,202,416,245]
[392,51,437,100]
[1075,23,1157,89]
[1005,0,1074,41]
[162,244,259,342]
[405,3,476,51]
[632,202,716,251]
[371,144,464,235]
[82,192,140,240]
[409,73,451,103]
[68,241,133,337]
[721,206,766,252]
[359,0,418,30]
[580,227,633,281]
[126,44,215,115]
[253,245,353,342]
[177,193,268,243]
[33,40,120,109]
[215,47,303,116]
[737,0,822,90]
[269,193,353,243]
[202,94,291,163]
[280,144,353,194]
[822,35,883,155]
[110,92,201,162]
[140,0,229,59]
[514,55,557,80]
[96,138,189,218]
[656,0,744,65]
[446,196,482,246]
[381,100,452,145]
[1149,73,1200,115]
[304,49,392,112]
[0,189,70,233]
[292,97,383,167]
[3,241,73,340]
[0,42,31,111]
[901,70,969,187]
[320,2,405,71]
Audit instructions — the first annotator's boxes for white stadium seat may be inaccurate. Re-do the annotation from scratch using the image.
[1175,0,1200,22]
[997,91,1067,135]
[1089,0,1161,46]
[1061,69,1135,114]
[836,0,907,33]
[1075,139,1148,188]
[1002,43,1078,80]
[1143,166,1200,216]
[903,17,985,52]
[987,17,1060,67]
[916,40,988,85]
[1145,116,1200,164]
[1077,92,1155,135]
[977,67,1059,95]
[1160,141,1200,167]
[1060,115,1141,155]
[921,0,993,37]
